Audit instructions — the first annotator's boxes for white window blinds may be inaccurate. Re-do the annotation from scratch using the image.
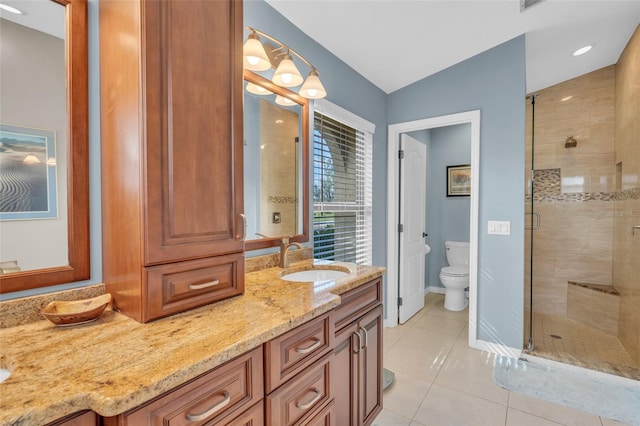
[313,109,373,265]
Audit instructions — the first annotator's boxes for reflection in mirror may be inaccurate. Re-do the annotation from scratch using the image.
[0,0,89,293]
[0,1,68,272]
[243,71,309,251]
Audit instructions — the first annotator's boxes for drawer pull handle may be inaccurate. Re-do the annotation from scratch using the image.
[352,331,362,354]
[360,326,368,350]
[295,388,322,410]
[295,337,322,354]
[189,280,220,291]
[185,390,231,422]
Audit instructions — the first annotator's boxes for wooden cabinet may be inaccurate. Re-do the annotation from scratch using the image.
[332,279,383,426]
[99,0,245,322]
[46,411,98,426]
[264,313,335,426]
[104,347,263,426]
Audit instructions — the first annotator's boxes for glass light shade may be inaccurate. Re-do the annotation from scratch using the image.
[245,82,273,95]
[243,33,271,71]
[275,95,295,106]
[299,70,326,99]
[272,53,304,87]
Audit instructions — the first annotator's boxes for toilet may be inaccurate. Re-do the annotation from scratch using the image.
[439,241,470,311]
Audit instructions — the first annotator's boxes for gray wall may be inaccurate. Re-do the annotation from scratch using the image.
[425,124,472,289]
[388,36,526,348]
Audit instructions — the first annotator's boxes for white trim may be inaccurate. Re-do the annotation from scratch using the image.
[473,339,522,358]
[424,286,445,295]
[386,110,480,352]
[314,99,376,134]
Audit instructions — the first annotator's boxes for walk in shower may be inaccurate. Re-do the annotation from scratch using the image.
[524,62,640,380]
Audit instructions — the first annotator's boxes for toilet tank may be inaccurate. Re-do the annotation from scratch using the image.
[444,241,470,266]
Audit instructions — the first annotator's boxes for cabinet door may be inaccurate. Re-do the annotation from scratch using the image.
[143,0,244,265]
[332,322,359,426]
[358,305,383,426]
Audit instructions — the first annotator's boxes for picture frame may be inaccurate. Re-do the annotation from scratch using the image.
[447,164,471,197]
[0,124,58,220]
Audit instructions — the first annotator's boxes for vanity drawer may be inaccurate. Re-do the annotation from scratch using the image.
[333,278,381,332]
[266,353,332,426]
[265,312,334,393]
[301,399,335,426]
[145,253,244,321]
[120,346,263,425]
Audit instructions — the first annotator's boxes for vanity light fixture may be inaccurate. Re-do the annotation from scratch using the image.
[0,2,23,14]
[275,95,295,106]
[243,26,326,99]
[245,82,273,96]
[573,45,592,56]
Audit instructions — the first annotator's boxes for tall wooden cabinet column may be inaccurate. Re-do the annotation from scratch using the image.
[100,0,245,322]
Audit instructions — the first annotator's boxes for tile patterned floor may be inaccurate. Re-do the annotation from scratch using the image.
[373,293,632,426]
[525,311,640,380]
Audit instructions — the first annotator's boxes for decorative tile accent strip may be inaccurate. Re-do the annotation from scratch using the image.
[612,187,640,201]
[268,195,298,204]
[533,168,561,197]
[525,192,614,203]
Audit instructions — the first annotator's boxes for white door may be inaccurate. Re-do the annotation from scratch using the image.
[398,134,427,324]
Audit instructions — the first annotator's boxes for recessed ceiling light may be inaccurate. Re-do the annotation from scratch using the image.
[0,3,24,14]
[573,45,592,56]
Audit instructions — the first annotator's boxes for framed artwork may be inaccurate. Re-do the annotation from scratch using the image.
[0,124,58,220]
[447,164,471,197]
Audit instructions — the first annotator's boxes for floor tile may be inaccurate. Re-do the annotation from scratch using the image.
[384,323,411,351]
[507,391,602,426]
[371,408,412,426]
[412,312,467,337]
[413,384,508,426]
[381,371,432,419]
[600,417,635,426]
[384,343,448,382]
[506,408,564,426]
[435,340,509,405]
[396,325,458,353]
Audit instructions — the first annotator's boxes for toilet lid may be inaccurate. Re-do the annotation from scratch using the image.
[441,266,469,277]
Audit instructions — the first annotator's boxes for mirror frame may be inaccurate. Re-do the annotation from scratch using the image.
[243,70,309,251]
[0,0,90,294]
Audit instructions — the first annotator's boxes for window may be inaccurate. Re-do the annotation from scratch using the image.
[313,101,373,265]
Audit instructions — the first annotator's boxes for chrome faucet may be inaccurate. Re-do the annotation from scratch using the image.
[279,237,304,268]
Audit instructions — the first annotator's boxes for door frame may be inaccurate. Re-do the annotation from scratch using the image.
[386,110,480,349]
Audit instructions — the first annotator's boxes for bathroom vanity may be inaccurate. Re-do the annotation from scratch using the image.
[0,260,384,426]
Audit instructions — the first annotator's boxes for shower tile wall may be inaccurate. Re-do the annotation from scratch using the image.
[613,25,640,366]
[525,65,616,319]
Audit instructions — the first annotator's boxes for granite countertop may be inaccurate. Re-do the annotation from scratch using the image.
[0,259,384,425]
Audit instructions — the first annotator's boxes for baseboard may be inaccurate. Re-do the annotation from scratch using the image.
[472,339,522,358]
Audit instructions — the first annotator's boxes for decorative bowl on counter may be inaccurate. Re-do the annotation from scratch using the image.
[41,293,111,326]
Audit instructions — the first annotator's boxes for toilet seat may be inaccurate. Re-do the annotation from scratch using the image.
[440,266,469,277]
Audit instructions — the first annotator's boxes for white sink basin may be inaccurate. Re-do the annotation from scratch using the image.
[0,369,10,384]
[280,269,349,282]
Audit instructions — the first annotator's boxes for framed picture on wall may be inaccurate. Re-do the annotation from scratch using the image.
[447,164,471,197]
[0,124,58,220]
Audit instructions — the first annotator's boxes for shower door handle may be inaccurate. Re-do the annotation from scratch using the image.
[632,225,640,236]
[525,212,540,230]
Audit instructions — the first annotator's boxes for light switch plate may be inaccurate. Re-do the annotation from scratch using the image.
[488,220,510,235]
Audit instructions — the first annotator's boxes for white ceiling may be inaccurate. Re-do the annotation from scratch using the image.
[266,0,640,94]
[0,0,65,39]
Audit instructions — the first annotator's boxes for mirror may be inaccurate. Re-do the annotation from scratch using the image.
[0,0,89,293]
[243,70,309,251]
